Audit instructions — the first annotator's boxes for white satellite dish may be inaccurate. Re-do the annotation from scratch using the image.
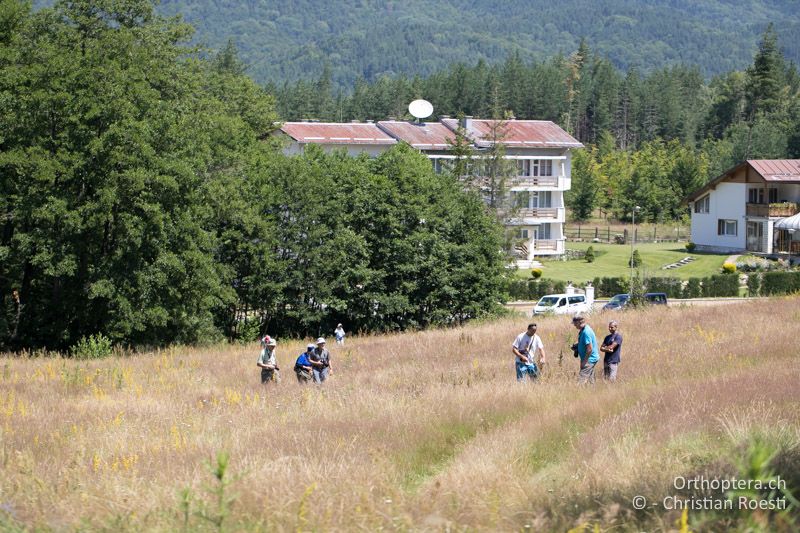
[408,99,433,120]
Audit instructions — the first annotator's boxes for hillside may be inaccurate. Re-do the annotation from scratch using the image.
[2,300,798,530]
[152,0,800,86]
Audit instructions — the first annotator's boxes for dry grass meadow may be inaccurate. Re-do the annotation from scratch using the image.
[2,299,800,531]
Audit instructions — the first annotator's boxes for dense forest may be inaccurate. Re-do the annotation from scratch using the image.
[154,1,798,86]
[0,0,507,351]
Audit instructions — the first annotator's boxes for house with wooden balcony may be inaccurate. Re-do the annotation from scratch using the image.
[277,116,582,266]
[686,160,800,255]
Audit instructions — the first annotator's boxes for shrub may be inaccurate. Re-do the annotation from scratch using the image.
[746,273,761,297]
[701,274,739,297]
[585,246,595,263]
[627,271,646,307]
[71,333,113,359]
[530,268,543,279]
[629,249,642,268]
[683,278,702,299]
[761,271,800,295]
[592,276,629,298]
[685,242,697,252]
[722,262,737,274]
[646,277,683,298]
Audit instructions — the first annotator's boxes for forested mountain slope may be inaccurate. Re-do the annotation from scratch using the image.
[150,0,800,86]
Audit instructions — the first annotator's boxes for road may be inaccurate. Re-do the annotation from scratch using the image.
[505,297,765,317]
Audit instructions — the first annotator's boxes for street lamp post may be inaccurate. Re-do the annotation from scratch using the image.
[630,205,641,296]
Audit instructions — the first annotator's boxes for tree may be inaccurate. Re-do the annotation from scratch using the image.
[0,0,274,349]
[568,148,600,221]
[746,24,786,119]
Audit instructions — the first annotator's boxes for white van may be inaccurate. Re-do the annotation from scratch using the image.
[533,293,592,316]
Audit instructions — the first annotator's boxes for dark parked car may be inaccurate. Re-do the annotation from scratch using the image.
[602,292,668,310]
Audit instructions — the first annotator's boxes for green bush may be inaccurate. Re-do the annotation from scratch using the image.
[683,278,702,298]
[507,278,568,300]
[722,262,737,274]
[530,268,543,279]
[71,333,114,359]
[746,273,761,296]
[701,274,739,297]
[585,246,595,263]
[592,276,628,298]
[646,277,683,298]
[685,242,697,252]
[761,271,800,295]
[629,249,642,268]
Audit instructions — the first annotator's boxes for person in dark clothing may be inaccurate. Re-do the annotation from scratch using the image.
[600,320,623,382]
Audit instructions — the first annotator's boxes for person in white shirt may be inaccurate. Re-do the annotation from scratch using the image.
[511,323,547,382]
[334,324,345,345]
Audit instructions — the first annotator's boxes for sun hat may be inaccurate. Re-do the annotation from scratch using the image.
[307,343,316,350]
[316,337,326,344]
[266,338,277,347]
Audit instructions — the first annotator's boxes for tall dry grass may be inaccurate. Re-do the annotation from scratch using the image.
[1,299,799,531]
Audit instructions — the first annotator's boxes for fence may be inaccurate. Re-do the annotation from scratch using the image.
[564,225,689,244]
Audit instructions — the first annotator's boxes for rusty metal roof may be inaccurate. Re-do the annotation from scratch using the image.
[748,160,800,182]
[441,118,582,149]
[280,122,397,145]
[376,121,456,149]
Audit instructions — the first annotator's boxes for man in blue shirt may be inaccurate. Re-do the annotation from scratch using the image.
[294,344,315,383]
[600,320,623,382]
[572,315,599,384]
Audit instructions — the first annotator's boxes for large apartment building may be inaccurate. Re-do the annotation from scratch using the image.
[277,117,583,266]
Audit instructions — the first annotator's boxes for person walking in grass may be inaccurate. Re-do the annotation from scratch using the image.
[294,344,316,384]
[310,337,332,383]
[572,316,599,385]
[600,320,622,382]
[511,323,547,382]
[334,323,346,345]
[257,336,280,384]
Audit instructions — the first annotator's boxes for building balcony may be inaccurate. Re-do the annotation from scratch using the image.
[478,174,568,190]
[746,202,799,218]
[532,239,565,254]
[512,207,564,222]
[508,175,561,189]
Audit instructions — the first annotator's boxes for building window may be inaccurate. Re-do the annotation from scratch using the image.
[717,219,737,236]
[517,159,531,176]
[532,159,553,177]
[540,223,551,239]
[515,228,530,239]
[769,188,778,203]
[694,194,710,213]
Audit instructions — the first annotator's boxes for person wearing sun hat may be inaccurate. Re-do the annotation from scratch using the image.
[257,336,280,384]
[310,337,332,383]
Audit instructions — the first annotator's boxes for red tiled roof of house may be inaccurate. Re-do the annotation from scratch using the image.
[280,122,397,145]
[748,160,800,182]
[441,118,582,148]
[376,121,456,149]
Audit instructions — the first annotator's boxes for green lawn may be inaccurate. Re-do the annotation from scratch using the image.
[519,242,730,283]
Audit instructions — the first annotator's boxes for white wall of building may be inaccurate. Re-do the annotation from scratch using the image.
[691,182,746,251]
